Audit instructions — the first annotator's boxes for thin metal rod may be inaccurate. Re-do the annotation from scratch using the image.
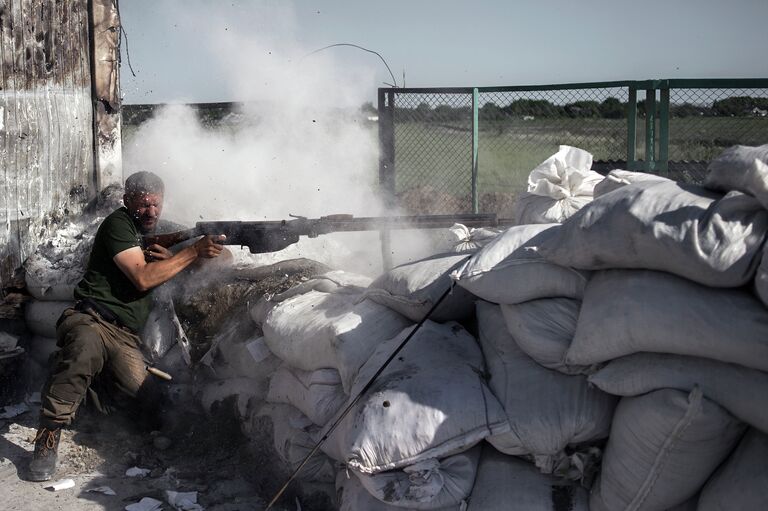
[265,284,457,509]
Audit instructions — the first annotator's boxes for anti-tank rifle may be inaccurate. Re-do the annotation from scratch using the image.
[142,213,505,253]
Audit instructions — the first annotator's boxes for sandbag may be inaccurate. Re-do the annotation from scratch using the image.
[257,403,336,483]
[500,298,587,374]
[512,145,603,224]
[200,316,280,382]
[24,270,77,301]
[246,269,369,325]
[336,470,455,511]
[27,336,58,366]
[267,365,347,427]
[262,289,411,394]
[591,388,745,511]
[704,144,768,210]
[568,270,768,372]
[24,300,73,338]
[447,224,500,252]
[593,169,671,198]
[754,242,768,308]
[141,286,187,362]
[537,180,768,287]
[698,429,768,511]
[477,302,616,472]
[355,445,481,509]
[365,253,476,322]
[467,446,589,511]
[588,352,768,434]
[321,320,509,474]
[451,224,589,304]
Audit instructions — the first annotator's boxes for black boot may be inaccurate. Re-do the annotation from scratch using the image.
[28,426,62,482]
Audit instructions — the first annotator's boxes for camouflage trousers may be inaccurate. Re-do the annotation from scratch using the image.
[40,308,160,427]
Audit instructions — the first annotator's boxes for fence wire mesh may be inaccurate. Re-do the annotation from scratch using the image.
[476,87,629,216]
[383,81,768,215]
[667,87,768,183]
[392,92,474,213]
[388,87,631,216]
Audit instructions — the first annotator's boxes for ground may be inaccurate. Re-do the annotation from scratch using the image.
[0,259,342,511]
[0,404,267,511]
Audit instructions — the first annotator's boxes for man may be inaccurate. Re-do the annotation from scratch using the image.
[28,171,228,482]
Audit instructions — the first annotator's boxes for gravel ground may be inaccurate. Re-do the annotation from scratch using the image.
[0,400,269,511]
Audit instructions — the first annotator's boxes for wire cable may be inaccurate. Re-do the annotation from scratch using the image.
[304,43,398,88]
[265,282,459,509]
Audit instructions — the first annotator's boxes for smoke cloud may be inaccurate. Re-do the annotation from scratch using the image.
[123,2,441,273]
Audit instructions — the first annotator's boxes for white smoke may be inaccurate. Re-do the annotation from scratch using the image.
[122,2,441,273]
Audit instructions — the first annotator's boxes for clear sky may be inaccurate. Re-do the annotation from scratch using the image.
[119,0,768,105]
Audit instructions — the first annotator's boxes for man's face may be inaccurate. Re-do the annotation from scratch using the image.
[124,192,164,234]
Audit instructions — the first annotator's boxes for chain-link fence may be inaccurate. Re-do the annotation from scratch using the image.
[379,79,768,216]
[666,84,768,183]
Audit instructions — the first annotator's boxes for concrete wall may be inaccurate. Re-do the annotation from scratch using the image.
[0,0,109,286]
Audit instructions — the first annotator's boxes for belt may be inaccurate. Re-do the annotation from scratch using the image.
[75,299,137,335]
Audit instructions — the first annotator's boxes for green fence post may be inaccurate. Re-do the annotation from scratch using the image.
[471,88,479,214]
[658,84,670,176]
[627,87,638,170]
[645,88,656,172]
[378,89,396,270]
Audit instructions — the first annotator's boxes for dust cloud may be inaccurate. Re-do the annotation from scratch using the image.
[122,2,444,274]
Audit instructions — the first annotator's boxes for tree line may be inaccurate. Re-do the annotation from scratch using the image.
[391,96,768,121]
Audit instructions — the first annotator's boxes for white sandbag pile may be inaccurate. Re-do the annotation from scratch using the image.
[446,144,768,509]
[536,178,768,287]
[512,145,604,224]
[248,233,615,509]
[320,320,508,474]
[476,302,616,475]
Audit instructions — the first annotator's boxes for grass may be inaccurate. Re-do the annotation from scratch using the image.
[392,116,768,214]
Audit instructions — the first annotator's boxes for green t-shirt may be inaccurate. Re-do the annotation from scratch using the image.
[74,207,152,332]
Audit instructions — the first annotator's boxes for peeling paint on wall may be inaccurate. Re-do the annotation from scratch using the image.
[0,0,94,285]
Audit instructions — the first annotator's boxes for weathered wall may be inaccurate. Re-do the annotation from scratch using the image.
[0,0,95,285]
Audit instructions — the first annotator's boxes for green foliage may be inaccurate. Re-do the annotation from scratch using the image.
[712,96,768,116]
[599,97,626,118]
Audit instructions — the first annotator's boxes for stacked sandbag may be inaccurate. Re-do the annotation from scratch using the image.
[317,321,507,510]
[588,353,768,433]
[512,145,604,224]
[536,179,768,287]
[476,302,616,476]
[466,446,589,511]
[590,388,745,511]
[320,320,509,473]
[450,223,590,305]
[566,270,768,372]
[364,252,477,322]
[592,168,671,197]
[697,428,768,510]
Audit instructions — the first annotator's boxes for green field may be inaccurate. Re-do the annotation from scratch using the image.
[392,117,768,215]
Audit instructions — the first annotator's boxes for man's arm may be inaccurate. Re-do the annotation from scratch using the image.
[113,235,225,292]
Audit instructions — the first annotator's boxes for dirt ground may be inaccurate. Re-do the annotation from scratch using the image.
[0,259,341,511]
[0,401,270,511]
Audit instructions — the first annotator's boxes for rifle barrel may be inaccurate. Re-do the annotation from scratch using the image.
[311,213,499,232]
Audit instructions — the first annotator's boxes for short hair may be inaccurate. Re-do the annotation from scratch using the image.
[125,171,164,196]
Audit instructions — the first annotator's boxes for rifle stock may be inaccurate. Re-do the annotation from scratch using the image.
[142,213,504,254]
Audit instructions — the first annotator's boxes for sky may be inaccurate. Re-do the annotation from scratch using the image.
[118,0,768,105]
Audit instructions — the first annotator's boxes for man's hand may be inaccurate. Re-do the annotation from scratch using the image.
[193,235,226,258]
[144,244,173,262]
[114,234,227,292]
